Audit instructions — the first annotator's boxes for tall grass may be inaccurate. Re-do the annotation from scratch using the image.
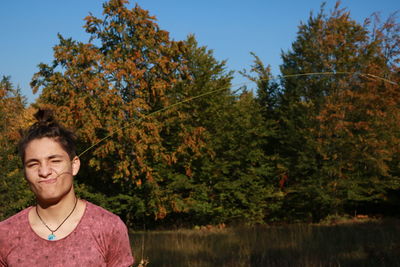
[130,219,400,267]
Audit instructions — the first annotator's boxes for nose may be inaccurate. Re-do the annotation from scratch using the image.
[38,163,53,178]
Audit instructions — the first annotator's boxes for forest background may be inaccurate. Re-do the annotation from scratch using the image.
[1,0,399,229]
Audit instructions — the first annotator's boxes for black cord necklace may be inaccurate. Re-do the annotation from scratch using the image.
[36,197,78,241]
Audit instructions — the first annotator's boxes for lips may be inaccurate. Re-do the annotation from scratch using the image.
[39,178,57,184]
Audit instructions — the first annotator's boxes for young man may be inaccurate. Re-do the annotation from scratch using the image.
[0,109,134,266]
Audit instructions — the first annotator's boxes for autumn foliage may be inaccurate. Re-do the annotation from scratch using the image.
[1,1,399,227]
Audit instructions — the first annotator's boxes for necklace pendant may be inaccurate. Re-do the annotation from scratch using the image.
[48,233,56,241]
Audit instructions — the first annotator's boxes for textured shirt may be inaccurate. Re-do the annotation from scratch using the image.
[0,201,134,266]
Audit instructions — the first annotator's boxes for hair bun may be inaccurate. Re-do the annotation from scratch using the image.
[34,109,55,125]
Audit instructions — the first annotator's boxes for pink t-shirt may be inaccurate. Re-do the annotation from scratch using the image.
[0,201,134,267]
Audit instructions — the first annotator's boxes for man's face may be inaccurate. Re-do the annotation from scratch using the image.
[23,137,80,203]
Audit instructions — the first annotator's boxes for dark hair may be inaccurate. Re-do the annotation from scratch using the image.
[18,109,77,162]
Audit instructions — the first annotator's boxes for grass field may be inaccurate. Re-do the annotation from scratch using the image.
[130,218,400,267]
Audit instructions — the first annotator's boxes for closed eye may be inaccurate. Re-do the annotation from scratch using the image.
[26,162,39,168]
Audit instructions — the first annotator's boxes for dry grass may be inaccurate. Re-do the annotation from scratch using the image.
[130,218,400,267]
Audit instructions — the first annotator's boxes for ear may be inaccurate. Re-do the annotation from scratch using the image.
[71,156,81,176]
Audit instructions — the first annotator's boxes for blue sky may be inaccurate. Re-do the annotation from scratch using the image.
[0,0,398,103]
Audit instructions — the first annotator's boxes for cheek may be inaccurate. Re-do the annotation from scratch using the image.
[24,175,39,193]
[24,169,35,182]
[24,170,39,186]
[51,164,71,176]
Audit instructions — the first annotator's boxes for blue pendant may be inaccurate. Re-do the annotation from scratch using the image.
[48,234,56,241]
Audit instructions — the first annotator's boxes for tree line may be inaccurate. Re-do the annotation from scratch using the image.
[1,0,399,228]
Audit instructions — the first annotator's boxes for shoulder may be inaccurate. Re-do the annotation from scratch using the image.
[80,201,134,266]
[84,201,127,230]
[85,201,123,222]
[80,201,130,247]
[0,208,31,257]
[0,207,31,233]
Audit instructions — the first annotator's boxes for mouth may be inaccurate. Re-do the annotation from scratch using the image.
[39,178,57,184]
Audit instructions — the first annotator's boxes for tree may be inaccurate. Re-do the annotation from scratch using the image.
[162,37,278,225]
[143,35,235,226]
[249,2,400,221]
[0,76,33,220]
[315,12,400,215]
[31,0,210,223]
[240,53,286,221]
[32,0,266,226]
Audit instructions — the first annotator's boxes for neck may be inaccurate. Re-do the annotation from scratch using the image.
[36,190,77,220]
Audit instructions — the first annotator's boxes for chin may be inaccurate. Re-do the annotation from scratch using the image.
[34,185,74,203]
[37,191,72,206]
[37,195,63,205]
